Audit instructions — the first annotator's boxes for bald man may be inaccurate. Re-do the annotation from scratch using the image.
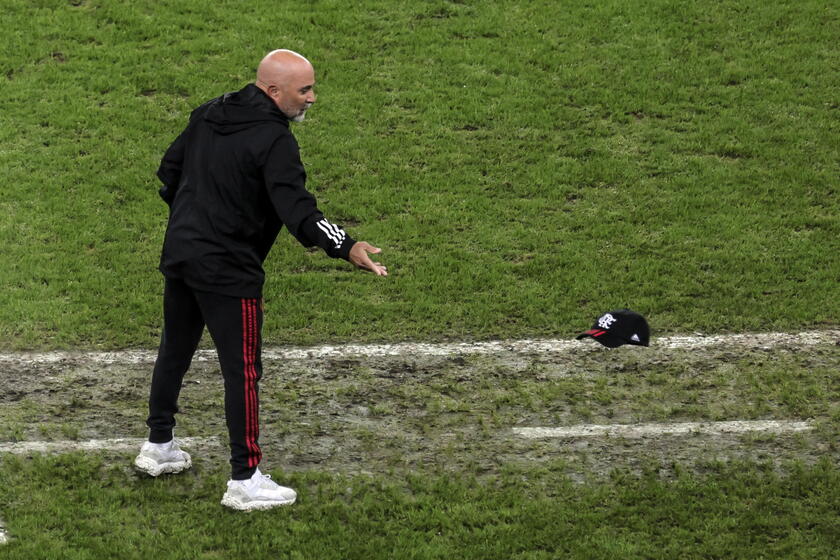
[135,49,387,511]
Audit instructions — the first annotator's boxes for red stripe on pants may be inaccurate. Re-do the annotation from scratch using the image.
[241,299,261,468]
[248,299,260,467]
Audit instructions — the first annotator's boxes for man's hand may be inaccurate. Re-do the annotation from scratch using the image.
[349,242,388,276]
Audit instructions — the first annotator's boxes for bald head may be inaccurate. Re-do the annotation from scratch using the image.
[256,49,316,122]
[256,49,312,85]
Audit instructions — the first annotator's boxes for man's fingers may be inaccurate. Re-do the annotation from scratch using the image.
[365,258,387,275]
[365,259,388,276]
[349,241,388,276]
[359,242,381,254]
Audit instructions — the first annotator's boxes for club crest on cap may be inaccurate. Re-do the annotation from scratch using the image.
[576,309,650,348]
[597,313,617,330]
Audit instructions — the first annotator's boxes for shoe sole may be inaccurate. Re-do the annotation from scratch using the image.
[220,493,296,511]
[134,453,192,477]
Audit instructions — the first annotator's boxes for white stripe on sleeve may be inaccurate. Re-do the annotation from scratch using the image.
[316,219,346,249]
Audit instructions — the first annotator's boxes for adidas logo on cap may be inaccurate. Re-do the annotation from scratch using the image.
[576,309,650,348]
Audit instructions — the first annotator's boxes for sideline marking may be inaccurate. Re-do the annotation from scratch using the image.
[0,330,836,364]
[0,436,220,455]
[513,420,812,439]
[0,521,6,545]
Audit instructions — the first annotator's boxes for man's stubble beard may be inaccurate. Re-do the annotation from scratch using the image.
[291,103,313,123]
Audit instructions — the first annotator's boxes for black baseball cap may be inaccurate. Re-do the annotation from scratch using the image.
[576,309,650,348]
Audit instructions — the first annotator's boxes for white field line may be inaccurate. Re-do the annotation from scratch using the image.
[0,436,220,455]
[513,420,813,439]
[0,522,6,545]
[0,330,836,365]
[0,421,812,454]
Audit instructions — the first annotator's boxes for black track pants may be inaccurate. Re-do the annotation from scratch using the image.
[146,277,263,480]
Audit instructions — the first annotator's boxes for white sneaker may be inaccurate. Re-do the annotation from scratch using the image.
[134,439,192,476]
[221,468,297,511]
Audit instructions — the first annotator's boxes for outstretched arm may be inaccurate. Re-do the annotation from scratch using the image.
[265,135,389,275]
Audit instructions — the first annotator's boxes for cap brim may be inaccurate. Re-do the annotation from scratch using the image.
[576,328,604,340]
[576,329,625,348]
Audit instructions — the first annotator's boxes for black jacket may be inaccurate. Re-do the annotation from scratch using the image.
[156,84,355,297]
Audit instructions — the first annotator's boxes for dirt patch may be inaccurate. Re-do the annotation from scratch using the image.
[1,334,838,479]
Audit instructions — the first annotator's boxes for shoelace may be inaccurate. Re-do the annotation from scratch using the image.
[252,469,272,481]
[245,471,272,487]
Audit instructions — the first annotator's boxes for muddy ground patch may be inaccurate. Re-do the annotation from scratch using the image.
[1,334,838,480]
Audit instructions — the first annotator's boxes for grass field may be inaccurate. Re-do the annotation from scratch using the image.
[1,0,839,558]
[1,0,838,348]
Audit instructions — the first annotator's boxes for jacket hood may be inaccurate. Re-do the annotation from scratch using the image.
[203,84,288,135]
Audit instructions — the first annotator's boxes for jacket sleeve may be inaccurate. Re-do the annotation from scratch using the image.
[263,134,356,260]
[156,130,186,205]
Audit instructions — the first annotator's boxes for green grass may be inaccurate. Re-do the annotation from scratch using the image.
[1,0,838,349]
[1,1,839,558]
[1,454,838,560]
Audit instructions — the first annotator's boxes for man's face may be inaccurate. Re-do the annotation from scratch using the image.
[268,66,316,122]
